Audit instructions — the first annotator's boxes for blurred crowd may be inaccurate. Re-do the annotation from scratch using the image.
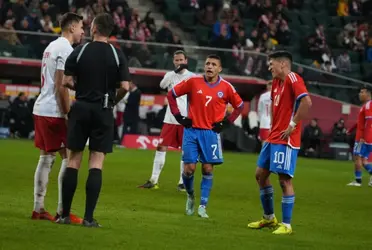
[0,0,183,68]
[176,0,371,80]
[301,117,356,158]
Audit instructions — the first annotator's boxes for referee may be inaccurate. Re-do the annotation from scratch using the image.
[57,13,130,227]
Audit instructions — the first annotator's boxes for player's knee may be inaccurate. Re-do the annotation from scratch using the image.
[184,163,196,175]
[255,167,268,182]
[255,171,260,183]
[39,154,56,168]
[68,151,84,169]
[89,151,105,169]
[278,177,292,192]
[156,145,167,152]
[201,164,213,174]
[355,158,363,169]
[58,148,67,159]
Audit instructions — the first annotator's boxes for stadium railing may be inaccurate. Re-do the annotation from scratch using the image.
[0,28,371,105]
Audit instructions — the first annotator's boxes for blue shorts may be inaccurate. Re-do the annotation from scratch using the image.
[182,128,223,165]
[257,142,299,177]
[353,142,372,159]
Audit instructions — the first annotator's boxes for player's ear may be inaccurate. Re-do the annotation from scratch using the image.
[218,65,222,73]
[69,23,75,33]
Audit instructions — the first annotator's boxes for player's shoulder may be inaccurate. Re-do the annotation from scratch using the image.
[164,71,174,77]
[53,37,73,53]
[189,74,203,79]
[186,74,203,83]
[364,100,372,110]
[220,77,236,91]
[286,72,304,84]
[261,91,271,99]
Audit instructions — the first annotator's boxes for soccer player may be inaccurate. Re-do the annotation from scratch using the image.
[167,54,244,218]
[257,81,272,144]
[138,50,194,191]
[31,13,84,223]
[347,87,372,187]
[248,51,312,235]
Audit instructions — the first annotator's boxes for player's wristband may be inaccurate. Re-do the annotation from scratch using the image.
[289,120,296,127]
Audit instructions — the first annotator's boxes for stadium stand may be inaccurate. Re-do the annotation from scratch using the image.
[0,0,371,105]
[152,0,372,103]
[155,0,371,77]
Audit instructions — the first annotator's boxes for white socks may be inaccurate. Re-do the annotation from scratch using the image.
[57,158,68,215]
[150,151,166,184]
[33,155,55,212]
[178,160,184,184]
[263,214,275,220]
[149,151,184,185]
[118,125,123,140]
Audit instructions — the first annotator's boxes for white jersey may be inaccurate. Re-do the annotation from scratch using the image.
[161,69,195,125]
[257,91,271,129]
[33,37,73,118]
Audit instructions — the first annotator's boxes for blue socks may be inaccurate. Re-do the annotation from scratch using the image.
[182,173,194,196]
[200,173,213,207]
[282,195,295,224]
[355,170,362,183]
[260,186,274,216]
[259,186,295,225]
[364,164,372,175]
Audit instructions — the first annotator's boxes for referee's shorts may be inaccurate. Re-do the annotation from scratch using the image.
[67,101,114,154]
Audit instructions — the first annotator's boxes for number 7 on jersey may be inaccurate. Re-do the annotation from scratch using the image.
[205,95,212,106]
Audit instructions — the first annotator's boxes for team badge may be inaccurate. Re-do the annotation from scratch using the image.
[217,91,224,98]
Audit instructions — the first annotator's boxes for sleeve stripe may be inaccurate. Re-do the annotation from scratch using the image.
[237,101,244,108]
[288,72,298,83]
[296,92,308,100]
[172,88,178,97]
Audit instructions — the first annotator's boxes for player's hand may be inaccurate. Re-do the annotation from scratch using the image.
[212,118,230,133]
[174,64,188,73]
[174,114,192,128]
[64,114,68,126]
[280,125,295,140]
[360,138,365,144]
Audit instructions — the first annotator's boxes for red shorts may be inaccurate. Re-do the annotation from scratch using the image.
[159,123,184,148]
[116,111,123,126]
[34,115,67,153]
[259,128,270,141]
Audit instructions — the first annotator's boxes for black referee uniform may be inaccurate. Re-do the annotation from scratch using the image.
[59,41,130,227]
[64,41,130,153]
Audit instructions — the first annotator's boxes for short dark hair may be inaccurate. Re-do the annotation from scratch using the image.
[60,12,83,31]
[173,50,187,59]
[93,13,115,37]
[268,50,293,62]
[360,86,372,94]
[206,54,222,66]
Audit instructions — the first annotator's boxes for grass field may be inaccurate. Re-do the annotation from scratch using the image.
[0,140,371,250]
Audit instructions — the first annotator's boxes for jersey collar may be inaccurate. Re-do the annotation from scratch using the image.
[203,75,221,88]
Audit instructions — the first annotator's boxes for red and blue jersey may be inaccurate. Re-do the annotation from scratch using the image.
[356,100,372,144]
[169,75,243,130]
[267,72,308,148]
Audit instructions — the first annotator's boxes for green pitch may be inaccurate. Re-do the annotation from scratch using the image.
[0,140,370,250]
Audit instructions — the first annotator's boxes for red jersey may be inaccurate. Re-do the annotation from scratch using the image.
[356,101,372,144]
[267,72,308,148]
[171,75,243,129]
